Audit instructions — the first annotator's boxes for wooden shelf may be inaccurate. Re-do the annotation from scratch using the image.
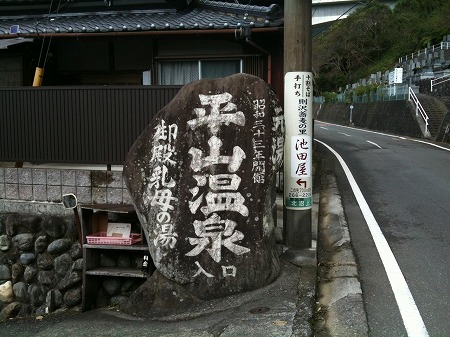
[83,243,149,251]
[79,203,136,213]
[79,203,152,311]
[86,267,148,278]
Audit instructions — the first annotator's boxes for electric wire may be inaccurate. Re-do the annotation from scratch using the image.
[313,0,374,38]
[36,0,66,68]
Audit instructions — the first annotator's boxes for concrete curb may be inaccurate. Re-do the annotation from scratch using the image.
[315,174,369,336]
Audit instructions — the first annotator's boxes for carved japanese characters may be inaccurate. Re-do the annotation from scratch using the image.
[124,73,284,300]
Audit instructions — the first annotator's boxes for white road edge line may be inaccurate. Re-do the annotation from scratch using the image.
[316,121,450,152]
[366,140,382,149]
[315,138,429,337]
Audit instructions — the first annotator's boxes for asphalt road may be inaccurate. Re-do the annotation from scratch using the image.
[314,121,450,337]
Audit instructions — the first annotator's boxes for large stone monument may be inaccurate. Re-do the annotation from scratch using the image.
[123,73,284,313]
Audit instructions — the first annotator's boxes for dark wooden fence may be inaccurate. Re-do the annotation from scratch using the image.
[0,86,182,164]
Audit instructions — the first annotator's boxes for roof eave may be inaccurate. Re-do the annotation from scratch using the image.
[0,26,283,39]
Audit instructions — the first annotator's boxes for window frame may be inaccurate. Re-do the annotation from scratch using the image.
[157,58,243,85]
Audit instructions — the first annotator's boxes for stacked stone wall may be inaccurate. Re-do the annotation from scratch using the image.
[0,167,141,320]
[0,211,147,321]
[0,213,82,320]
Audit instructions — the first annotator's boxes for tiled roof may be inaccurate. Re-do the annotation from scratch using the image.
[0,0,283,36]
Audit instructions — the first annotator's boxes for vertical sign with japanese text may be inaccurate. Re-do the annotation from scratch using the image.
[284,71,313,210]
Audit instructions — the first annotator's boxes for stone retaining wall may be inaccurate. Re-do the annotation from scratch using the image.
[0,168,134,320]
[0,212,82,320]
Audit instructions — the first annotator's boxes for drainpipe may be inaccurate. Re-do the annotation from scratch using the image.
[245,38,272,85]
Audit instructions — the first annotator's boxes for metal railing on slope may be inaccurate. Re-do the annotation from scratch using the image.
[398,41,450,63]
[317,84,410,104]
[408,87,429,135]
[431,73,450,92]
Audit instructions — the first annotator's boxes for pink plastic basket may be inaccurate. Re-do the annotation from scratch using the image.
[86,232,142,245]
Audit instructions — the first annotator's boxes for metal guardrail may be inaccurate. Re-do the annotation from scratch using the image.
[398,41,450,63]
[408,86,429,135]
[431,73,450,92]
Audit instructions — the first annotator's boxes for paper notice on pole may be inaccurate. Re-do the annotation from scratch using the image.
[284,71,313,210]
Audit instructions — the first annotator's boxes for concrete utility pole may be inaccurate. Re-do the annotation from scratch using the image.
[283,0,313,249]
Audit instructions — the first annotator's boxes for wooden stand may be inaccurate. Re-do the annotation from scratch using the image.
[79,203,151,311]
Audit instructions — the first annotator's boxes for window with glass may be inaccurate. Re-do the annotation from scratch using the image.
[158,59,242,85]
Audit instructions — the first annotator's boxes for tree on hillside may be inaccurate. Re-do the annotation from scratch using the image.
[312,0,450,94]
[393,0,450,50]
[394,0,446,15]
[313,0,392,93]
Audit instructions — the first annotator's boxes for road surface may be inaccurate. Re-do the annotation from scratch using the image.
[314,121,450,337]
